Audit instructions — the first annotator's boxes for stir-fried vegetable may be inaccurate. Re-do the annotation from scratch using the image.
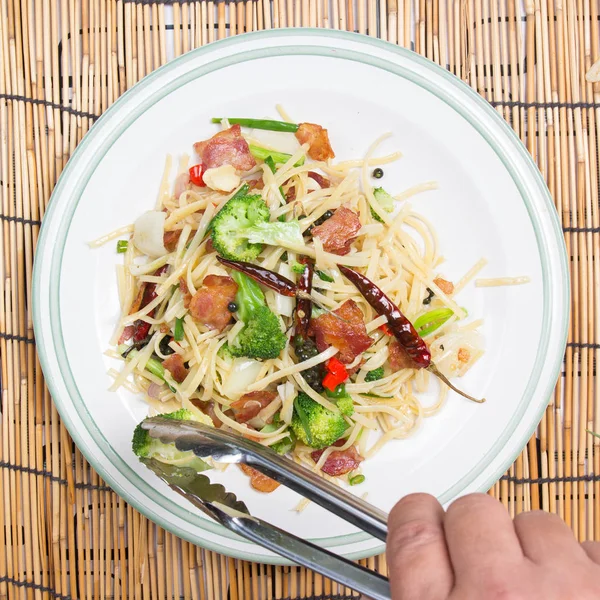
[365,367,385,382]
[248,144,305,166]
[211,194,303,261]
[413,307,461,337]
[116,240,128,253]
[370,187,395,223]
[325,384,354,416]
[132,409,212,471]
[291,393,348,449]
[227,271,287,360]
[211,117,299,133]
[349,474,366,486]
[189,164,206,186]
[173,317,184,342]
[322,357,349,392]
[316,270,334,283]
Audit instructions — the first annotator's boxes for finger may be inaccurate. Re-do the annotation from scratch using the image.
[444,493,524,577]
[582,541,600,565]
[386,493,454,600]
[514,511,587,564]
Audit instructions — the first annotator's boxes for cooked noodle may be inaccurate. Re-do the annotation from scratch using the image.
[100,116,494,490]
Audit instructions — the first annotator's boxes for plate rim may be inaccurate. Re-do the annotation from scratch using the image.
[32,28,569,563]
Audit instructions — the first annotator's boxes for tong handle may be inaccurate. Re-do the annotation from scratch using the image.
[245,450,388,542]
[174,484,391,600]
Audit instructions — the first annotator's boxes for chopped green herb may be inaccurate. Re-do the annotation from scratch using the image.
[587,430,600,440]
[291,262,307,275]
[349,474,365,486]
[174,317,184,342]
[316,270,334,283]
[365,367,384,382]
[359,392,394,399]
[116,240,128,253]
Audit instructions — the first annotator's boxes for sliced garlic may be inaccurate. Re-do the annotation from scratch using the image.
[132,210,167,258]
[202,165,240,192]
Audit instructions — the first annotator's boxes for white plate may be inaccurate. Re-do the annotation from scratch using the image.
[33,29,569,563]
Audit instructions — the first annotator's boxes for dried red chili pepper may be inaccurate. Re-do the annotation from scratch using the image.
[132,265,169,342]
[338,265,484,404]
[338,265,431,369]
[216,256,297,297]
[294,256,314,343]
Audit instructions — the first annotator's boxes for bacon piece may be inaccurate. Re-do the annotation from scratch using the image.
[162,354,188,384]
[285,184,297,203]
[191,399,223,427]
[433,277,454,296]
[247,177,265,191]
[295,123,335,161]
[179,276,192,309]
[311,444,363,477]
[189,275,238,331]
[388,338,416,371]
[311,299,373,363]
[311,206,361,255]
[193,125,256,172]
[163,230,182,252]
[458,348,470,363]
[230,391,277,424]
[240,464,280,493]
[118,325,134,344]
[308,171,331,189]
[130,265,169,342]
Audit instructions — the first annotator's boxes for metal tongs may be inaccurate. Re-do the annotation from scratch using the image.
[142,417,391,600]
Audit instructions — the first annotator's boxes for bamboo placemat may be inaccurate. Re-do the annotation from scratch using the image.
[1,1,598,598]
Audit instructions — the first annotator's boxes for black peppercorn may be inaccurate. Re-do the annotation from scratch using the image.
[227,302,238,312]
[372,168,384,179]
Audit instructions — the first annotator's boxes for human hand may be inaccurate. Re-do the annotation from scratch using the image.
[386,493,600,599]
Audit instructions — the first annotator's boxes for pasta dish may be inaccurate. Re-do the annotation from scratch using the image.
[95,111,495,495]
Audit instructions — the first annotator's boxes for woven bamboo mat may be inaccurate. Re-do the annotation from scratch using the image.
[0,0,598,598]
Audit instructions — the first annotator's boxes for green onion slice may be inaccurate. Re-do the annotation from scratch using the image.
[174,317,184,342]
[413,307,465,337]
[211,118,299,133]
[349,474,365,486]
[293,396,313,445]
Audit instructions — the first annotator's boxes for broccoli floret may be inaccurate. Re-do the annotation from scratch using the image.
[336,395,354,416]
[211,194,303,261]
[325,383,354,416]
[370,187,395,223]
[227,271,286,360]
[290,393,348,449]
[229,305,286,360]
[365,367,385,382]
[217,342,234,360]
[132,409,212,472]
